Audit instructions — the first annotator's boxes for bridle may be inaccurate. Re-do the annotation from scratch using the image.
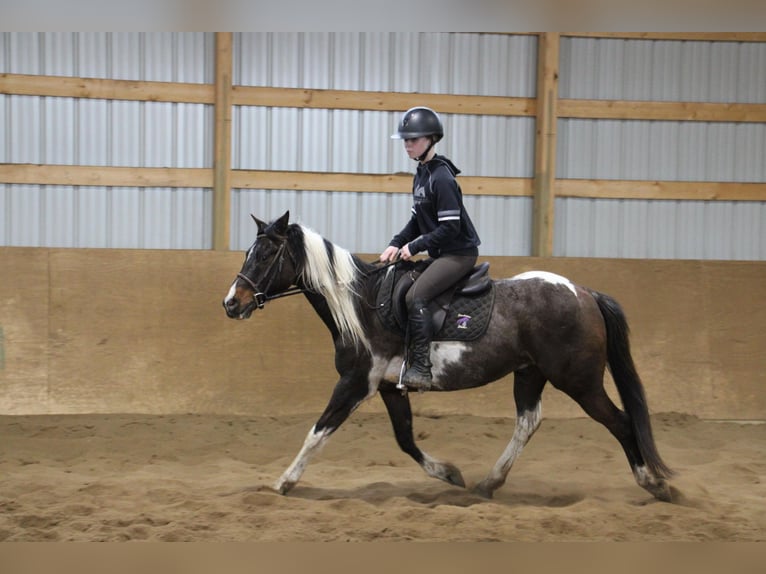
[234,238,403,310]
[236,239,305,309]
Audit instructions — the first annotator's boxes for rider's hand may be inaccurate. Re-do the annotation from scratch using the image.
[379,245,400,263]
[400,244,413,260]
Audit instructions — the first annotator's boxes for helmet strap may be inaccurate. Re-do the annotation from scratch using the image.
[414,138,436,163]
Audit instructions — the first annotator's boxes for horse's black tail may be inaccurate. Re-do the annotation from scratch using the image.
[591,290,674,479]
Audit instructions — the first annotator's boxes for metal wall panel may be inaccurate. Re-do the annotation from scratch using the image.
[560,37,766,103]
[234,31,537,96]
[555,198,766,260]
[231,32,537,255]
[4,33,763,258]
[556,37,766,260]
[1,32,213,249]
[231,189,533,257]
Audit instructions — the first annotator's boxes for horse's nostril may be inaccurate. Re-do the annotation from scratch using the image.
[224,298,237,310]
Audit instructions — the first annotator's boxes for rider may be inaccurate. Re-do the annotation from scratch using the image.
[380,106,481,391]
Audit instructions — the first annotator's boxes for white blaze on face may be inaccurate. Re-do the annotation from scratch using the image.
[224,279,238,305]
[513,270,578,297]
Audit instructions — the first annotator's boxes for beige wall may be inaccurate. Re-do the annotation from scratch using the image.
[1,248,763,419]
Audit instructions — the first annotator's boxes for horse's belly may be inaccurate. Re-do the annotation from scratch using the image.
[431,341,512,391]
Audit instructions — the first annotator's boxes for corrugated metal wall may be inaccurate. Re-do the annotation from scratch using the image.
[1,33,764,259]
[557,37,766,259]
[230,32,537,255]
[0,32,214,248]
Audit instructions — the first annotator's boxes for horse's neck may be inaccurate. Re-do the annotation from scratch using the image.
[301,288,344,344]
[298,256,376,348]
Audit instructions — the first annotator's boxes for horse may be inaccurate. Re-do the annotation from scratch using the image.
[222,211,674,502]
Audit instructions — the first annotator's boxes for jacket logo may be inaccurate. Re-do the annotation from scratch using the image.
[414,185,426,201]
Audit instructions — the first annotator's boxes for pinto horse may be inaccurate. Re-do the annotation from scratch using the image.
[223,211,673,502]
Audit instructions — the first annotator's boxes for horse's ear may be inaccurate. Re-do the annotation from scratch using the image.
[272,210,290,236]
[251,214,268,235]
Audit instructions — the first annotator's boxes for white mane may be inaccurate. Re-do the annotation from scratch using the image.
[298,225,370,352]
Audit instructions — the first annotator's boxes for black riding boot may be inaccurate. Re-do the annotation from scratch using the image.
[403,300,433,391]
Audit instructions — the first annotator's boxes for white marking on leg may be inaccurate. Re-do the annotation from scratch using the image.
[421,452,450,480]
[478,401,542,495]
[274,425,331,494]
[513,271,578,296]
[632,464,671,501]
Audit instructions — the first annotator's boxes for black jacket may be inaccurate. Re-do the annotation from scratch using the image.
[389,155,481,258]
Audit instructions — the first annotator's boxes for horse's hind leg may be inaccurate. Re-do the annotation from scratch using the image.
[379,386,465,488]
[566,381,672,502]
[473,367,546,499]
[274,374,373,495]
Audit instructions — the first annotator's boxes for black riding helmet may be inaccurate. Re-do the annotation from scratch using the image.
[391,107,444,161]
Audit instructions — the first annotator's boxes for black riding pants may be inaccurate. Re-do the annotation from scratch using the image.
[405,253,478,309]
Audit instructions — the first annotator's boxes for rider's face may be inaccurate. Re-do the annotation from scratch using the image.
[403,136,431,161]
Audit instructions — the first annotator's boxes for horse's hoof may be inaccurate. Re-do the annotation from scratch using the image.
[442,462,466,488]
[653,482,674,503]
[470,481,495,499]
[274,479,295,495]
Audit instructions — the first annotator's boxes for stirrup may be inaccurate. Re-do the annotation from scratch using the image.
[402,365,432,392]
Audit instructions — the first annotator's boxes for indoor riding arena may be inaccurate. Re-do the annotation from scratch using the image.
[1,33,764,542]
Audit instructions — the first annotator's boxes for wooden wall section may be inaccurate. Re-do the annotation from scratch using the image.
[1,248,763,420]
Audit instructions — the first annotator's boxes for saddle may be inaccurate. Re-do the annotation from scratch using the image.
[376,261,495,342]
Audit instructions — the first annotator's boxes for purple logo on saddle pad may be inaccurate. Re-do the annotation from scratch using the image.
[456,314,472,329]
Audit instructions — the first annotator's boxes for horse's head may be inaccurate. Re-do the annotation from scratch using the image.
[223,211,298,320]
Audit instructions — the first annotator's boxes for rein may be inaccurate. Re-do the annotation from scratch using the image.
[236,246,401,310]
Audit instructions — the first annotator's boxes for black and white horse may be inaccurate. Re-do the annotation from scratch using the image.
[223,211,673,501]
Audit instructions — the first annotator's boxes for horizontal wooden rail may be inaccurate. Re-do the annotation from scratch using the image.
[4,74,764,123]
[232,86,535,116]
[556,179,766,201]
[0,74,534,117]
[231,170,533,196]
[0,73,214,104]
[3,164,764,201]
[0,164,212,188]
[563,33,766,42]
[559,99,766,123]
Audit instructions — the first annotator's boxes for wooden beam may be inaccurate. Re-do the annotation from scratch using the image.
[532,33,559,257]
[0,73,214,103]
[233,86,535,116]
[556,179,766,202]
[0,164,211,187]
[5,72,765,124]
[231,170,533,197]
[213,32,233,251]
[0,73,534,117]
[563,33,766,42]
[559,99,766,123]
[3,164,762,202]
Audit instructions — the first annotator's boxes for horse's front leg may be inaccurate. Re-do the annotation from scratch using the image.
[379,385,465,489]
[275,372,374,495]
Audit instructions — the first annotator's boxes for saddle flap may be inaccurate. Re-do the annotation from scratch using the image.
[391,270,417,330]
[376,261,493,337]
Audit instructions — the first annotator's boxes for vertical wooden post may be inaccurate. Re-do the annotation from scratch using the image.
[213,32,233,250]
[532,33,560,257]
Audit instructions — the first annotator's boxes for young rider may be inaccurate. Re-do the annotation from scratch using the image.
[380,106,481,391]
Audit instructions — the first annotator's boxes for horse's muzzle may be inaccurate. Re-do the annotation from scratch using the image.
[223,297,256,320]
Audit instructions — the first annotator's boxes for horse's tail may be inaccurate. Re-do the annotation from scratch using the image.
[591,290,674,479]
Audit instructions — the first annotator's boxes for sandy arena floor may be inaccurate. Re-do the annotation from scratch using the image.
[0,411,763,541]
